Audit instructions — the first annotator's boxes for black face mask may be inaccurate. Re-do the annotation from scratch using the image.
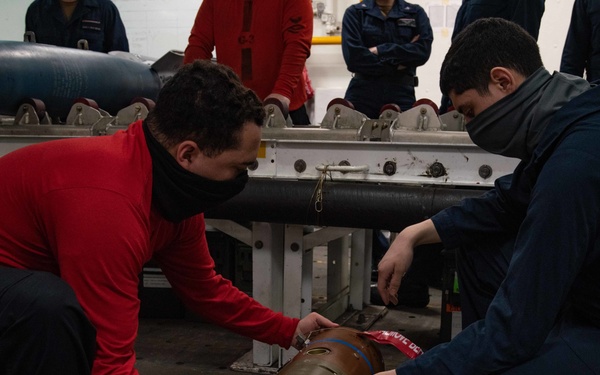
[465,68,591,160]
[143,122,248,223]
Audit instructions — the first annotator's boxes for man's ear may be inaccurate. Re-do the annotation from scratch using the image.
[489,67,518,93]
[171,140,199,169]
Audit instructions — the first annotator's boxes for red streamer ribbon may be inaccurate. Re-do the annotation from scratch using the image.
[359,330,424,359]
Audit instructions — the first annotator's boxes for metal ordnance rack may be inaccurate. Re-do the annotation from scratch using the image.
[0,96,518,370]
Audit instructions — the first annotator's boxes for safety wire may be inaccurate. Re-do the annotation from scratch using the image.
[312,166,333,213]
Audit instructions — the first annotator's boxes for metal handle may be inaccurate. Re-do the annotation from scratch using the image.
[316,164,369,173]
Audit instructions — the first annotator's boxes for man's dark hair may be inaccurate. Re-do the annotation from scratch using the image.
[146,60,265,156]
[440,18,544,96]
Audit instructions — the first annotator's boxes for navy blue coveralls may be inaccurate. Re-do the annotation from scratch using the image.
[25,0,129,53]
[398,86,600,374]
[451,0,546,41]
[341,0,432,119]
[560,0,600,83]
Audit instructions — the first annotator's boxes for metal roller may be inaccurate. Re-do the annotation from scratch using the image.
[412,98,439,115]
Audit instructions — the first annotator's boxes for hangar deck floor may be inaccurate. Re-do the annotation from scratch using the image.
[136,288,441,375]
[135,289,444,374]
[135,245,446,374]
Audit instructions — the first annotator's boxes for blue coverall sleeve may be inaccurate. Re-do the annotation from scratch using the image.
[399,124,600,374]
[510,0,545,41]
[341,7,396,76]
[560,0,590,78]
[376,6,432,68]
[431,172,525,249]
[24,3,36,34]
[104,2,129,52]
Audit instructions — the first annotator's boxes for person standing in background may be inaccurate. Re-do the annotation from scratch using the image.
[184,0,313,125]
[25,0,129,53]
[560,0,600,83]
[341,0,434,309]
[451,0,545,41]
[341,0,433,119]
[439,0,545,114]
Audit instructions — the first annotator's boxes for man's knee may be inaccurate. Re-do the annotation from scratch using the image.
[1,270,88,328]
[0,270,96,374]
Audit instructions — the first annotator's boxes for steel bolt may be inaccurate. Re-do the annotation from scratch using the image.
[479,164,493,179]
[294,159,307,173]
[383,161,396,176]
[429,162,446,178]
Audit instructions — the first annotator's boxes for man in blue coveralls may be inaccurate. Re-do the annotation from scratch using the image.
[375,18,600,374]
[25,0,129,53]
[341,0,434,308]
[341,0,433,119]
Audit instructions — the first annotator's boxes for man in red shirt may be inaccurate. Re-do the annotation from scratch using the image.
[0,60,336,375]
[184,0,313,125]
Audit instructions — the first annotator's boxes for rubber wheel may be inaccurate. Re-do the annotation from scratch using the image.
[326,98,355,110]
[379,103,401,114]
[264,97,289,118]
[413,98,439,115]
[131,97,156,111]
[22,97,47,119]
[73,97,100,110]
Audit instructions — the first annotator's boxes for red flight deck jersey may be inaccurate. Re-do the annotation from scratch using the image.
[0,120,298,375]
[184,0,313,111]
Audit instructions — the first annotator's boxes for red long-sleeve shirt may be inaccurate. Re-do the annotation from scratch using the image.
[0,120,298,374]
[184,0,313,111]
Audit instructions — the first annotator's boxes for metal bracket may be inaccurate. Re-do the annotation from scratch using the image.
[90,116,118,136]
[264,102,292,128]
[116,102,151,126]
[13,103,51,125]
[358,118,394,141]
[439,110,465,131]
[321,103,367,130]
[394,104,443,131]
